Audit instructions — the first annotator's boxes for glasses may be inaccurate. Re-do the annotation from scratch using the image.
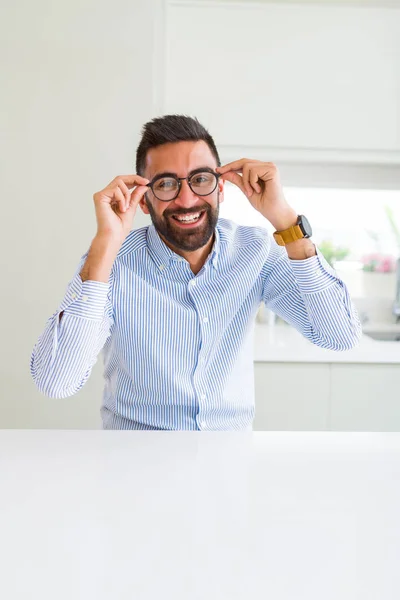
[147,169,220,202]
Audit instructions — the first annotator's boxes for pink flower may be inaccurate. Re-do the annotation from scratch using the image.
[362,253,396,273]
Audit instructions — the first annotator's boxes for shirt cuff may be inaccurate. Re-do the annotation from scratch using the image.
[289,245,341,293]
[58,274,111,320]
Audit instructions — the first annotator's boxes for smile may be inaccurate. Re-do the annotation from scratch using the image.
[171,211,206,227]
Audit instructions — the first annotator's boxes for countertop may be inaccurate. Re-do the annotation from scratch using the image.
[1,430,400,599]
[254,323,400,364]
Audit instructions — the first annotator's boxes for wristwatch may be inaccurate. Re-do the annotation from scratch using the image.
[273,215,312,246]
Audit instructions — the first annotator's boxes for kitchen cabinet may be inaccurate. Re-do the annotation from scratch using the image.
[329,364,400,432]
[254,363,330,431]
[163,1,400,165]
[254,361,400,431]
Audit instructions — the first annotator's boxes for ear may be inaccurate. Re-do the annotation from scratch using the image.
[139,193,150,214]
[218,177,224,204]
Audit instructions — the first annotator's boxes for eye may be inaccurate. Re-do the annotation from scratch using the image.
[154,177,177,191]
[194,176,207,184]
[191,173,214,185]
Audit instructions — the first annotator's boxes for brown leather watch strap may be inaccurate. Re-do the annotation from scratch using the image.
[273,223,305,246]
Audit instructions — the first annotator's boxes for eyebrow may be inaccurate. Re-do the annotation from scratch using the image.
[151,166,216,180]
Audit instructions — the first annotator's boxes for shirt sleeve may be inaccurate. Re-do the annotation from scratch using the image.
[261,240,362,351]
[30,251,114,398]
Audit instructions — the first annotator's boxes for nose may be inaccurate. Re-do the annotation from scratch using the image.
[172,179,200,209]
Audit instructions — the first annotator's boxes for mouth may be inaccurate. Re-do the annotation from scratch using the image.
[170,210,206,229]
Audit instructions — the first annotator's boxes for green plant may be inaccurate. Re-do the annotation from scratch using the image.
[318,240,350,267]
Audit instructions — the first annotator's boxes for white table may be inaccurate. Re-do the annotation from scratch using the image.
[1,431,400,599]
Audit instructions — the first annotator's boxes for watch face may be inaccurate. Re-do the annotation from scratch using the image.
[299,215,312,238]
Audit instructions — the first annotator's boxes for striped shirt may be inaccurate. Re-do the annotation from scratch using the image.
[31,218,361,430]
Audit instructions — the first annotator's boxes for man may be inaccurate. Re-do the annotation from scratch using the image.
[31,114,361,430]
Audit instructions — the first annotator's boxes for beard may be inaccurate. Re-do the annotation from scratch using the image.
[145,193,220,252]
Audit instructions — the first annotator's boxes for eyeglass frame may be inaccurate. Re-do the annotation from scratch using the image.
[146,167,221,202]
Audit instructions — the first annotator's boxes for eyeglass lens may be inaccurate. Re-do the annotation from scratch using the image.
[151,171,217,201]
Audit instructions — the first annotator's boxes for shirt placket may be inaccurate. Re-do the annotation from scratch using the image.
[187,269,213,430]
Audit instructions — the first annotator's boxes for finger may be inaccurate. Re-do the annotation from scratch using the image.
[112,174,150,188]
[127,185,149,212]
[249,167,262,194]
[116,180,131,211]
[260,164,279,182]
[116,176,150,211]
[221,171,246,195]
[114,186,127,214]
[216,158,258,174]
[241,164,253,197]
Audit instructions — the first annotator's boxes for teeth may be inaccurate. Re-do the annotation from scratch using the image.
[175,212,201,222]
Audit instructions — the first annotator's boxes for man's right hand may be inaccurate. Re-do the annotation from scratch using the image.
[93,175,150,243]
[73,175,150,287]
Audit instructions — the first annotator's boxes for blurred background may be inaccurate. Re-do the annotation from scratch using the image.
[1,0,400,430]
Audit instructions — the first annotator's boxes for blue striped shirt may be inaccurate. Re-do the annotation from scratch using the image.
[31,218,361,430]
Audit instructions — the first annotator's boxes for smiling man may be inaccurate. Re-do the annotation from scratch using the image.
[139,138,221,275]
[31,114,361,430]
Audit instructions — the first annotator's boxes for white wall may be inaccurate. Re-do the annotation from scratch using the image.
[0,0,158,428]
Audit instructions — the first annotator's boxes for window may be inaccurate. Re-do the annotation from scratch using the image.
[220,183,400,299]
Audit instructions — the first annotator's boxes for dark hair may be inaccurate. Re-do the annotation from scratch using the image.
[136,114,221,176]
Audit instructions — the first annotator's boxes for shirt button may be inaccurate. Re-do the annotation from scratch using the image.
[200,421,207,429]
[189,280,196,287]
[203,317,208,323]
[82,295,88,302]
[200,393,206,401]
[71,293,77,299]
[159,265,165,271]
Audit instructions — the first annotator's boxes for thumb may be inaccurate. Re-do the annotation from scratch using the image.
[127,185,149,214]
[222,171,247,195]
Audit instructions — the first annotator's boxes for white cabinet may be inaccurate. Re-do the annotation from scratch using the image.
[254,363,330,431]
[163,1,400,165]
[254,361,400,431]
[329,364,400,432]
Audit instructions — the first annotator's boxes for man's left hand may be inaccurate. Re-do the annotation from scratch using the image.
[216,159,297,231]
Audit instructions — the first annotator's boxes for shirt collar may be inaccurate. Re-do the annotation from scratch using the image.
[147,223,220,271]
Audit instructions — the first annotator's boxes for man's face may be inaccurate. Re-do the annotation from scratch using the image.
[140,140,224,252]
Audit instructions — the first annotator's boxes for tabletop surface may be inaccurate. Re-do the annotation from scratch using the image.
[1,430,400,600]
